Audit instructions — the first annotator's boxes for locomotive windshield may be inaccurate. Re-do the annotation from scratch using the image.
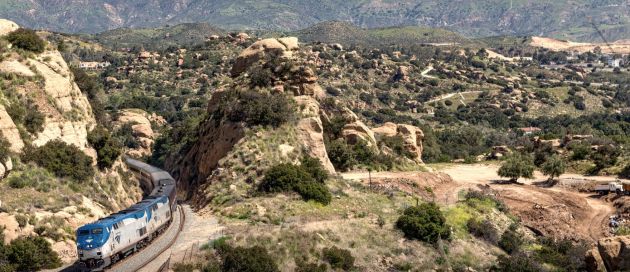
[78,230,89,236]
[92,228,103,234]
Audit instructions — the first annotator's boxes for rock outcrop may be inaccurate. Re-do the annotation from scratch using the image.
[0,26,96,157]
[342,121,377,147]
[295,96,336,173]
[373,122,425,163]
[0,19,18,37]
[397,124,424,163]
[115,109,160,157]
[0,105,24,153]
[587,236,630,271]
[231,37,299,77]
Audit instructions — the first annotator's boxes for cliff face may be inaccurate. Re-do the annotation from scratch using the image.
[0,20,96,158]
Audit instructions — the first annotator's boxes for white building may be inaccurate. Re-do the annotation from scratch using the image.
[608,58,622,68]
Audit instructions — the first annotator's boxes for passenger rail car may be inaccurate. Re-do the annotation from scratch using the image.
[76,158,177,270]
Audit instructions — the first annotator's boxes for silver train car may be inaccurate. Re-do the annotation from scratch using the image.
[75,158,177,270]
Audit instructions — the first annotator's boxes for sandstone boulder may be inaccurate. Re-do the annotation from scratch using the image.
[373,122,424,163]
[0,19,18,37]
[116,109,157,157]
[393,66,410,82]
[278,37,299,50]
[397,124,424,163]
[295,96,336,174]
[0,105,24,153]
[231,37,298,77]
[594,236,630,271]
[372,122,398,138]
[342,121,377,147]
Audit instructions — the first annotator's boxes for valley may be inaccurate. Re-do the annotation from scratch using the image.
[0,12,629,271]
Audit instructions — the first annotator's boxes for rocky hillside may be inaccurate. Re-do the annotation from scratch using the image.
[163,36,427,203]
[3,0,630,42]
[0,20,142,265]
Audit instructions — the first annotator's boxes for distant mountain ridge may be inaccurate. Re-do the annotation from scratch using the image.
[2,0,630,41]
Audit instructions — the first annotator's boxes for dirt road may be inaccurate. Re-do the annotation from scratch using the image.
[342,163,618,242]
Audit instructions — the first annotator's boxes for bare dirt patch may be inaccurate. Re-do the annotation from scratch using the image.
[344,164,618,242]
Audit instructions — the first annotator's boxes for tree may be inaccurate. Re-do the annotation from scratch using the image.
[541,155,566,184]
[497,153,534,183]
[23,140,94,182]
[0,135,10,162]
[5,28,46,53]
[3,236,61,271]
[88,126,122,169]
[396,203,451,244]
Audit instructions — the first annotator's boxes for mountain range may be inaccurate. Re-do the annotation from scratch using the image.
[2,0,630,41]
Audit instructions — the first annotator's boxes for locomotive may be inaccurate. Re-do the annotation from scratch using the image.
[76,158,177,270]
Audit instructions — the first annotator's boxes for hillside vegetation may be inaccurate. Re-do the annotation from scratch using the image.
[2,0,630,42]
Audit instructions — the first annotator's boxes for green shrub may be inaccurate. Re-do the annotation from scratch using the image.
[24,106,45,134]
[295,260,327,272]
[5,28,46,53]
[88,126,122,169]
[258,164,313,193]
[300,155,329,183]
[467,218,499,244]
[2,236,61,271]
[322,246,355,270]
[396,203,451,244]
[0,135,10,161]
[533,238,588,271]
[258,161,332,205]
[326,139,356,171]
[224,90,294,128]
[23,140,94,182]
[498,226,523,254]
[221,245,279,272]
[492,252,543,272]
[294,181,332,205]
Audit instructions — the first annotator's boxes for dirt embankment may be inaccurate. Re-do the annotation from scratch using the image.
[531,36,630,54]
[345,164,619,242]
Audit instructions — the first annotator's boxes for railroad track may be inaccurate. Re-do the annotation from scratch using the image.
[106,204,186,272]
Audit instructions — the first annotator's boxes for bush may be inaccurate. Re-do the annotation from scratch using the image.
[258,159,332,205]
[326,139,356,171]
[300,155,329,183]
[0,135,10,161]
[5,28,46,53]
[1,236,61,271]
[225,90,294,128]
[498,226,523,254]
[221,245,279,272]
[467,218,499,244]
[24,107,45,134]
[258,164,313,193]
[396,203,451,244]
[88,126,122,169]
[492,252,543,272]
[23,140,94,182]
[294,181,331,205]
[295,261,327,272]
[322,247,354,270]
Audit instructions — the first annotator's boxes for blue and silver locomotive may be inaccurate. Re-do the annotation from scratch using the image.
[76,158,177,270]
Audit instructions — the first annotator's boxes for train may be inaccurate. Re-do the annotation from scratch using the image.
[75,158,177,270]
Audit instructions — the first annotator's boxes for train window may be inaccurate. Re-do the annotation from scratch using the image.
[92,228,103,234]
[113,223,118,230]
[78,230,89,236]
